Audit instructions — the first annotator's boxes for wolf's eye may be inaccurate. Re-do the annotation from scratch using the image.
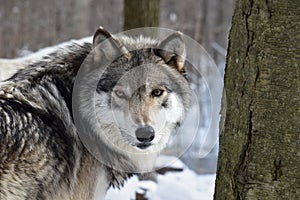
[151,89,164,97]
[114,90,126,98]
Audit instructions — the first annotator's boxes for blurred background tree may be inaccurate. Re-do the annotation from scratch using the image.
[123,0,160,30]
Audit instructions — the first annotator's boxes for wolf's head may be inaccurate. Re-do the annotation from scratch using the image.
[76,27,191,170]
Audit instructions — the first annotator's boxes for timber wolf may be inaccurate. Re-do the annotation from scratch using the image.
[0,27,191,199]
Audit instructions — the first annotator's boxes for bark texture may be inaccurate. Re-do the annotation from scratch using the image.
[123,0,160,30]
[214,0,300,199]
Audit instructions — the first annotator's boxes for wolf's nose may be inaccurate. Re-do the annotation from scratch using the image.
[135,125,155,143]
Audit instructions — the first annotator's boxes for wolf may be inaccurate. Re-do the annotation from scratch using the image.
[0,27,191,200]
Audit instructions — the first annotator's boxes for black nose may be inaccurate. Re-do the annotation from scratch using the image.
[135,125,155,143]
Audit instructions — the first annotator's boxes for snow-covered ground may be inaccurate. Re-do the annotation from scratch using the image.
[106,156,216,200]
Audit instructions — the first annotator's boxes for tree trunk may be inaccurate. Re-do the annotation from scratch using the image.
[214,0,300,199]
[123,0,160,30]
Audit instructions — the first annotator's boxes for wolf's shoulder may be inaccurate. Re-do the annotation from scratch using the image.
[0,95,80,199]
[0,95,78,163]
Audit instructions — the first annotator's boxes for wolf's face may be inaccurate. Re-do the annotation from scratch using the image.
[79,27,191,157]
[94,63,188,153]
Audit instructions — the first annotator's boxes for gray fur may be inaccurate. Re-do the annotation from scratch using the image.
[0,28,191,199]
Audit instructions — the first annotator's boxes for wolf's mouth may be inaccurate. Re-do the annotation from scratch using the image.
[136,142,152,149]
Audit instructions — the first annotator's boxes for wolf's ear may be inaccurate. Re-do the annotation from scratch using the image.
[93,27,130,62]
[93,26,114,47]
[156,32,185,73]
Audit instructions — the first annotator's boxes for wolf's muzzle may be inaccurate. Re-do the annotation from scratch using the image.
[135,125,155,143]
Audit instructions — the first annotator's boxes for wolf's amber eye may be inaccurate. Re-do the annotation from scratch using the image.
[114,90,126,98]
[151,89,164,97]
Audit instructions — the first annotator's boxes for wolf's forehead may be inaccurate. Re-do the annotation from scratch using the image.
[109,48,161,69]
[111,63,170,82]
[98,66,173,93]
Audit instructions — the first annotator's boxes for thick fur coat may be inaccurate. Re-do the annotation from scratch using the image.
[0,27,190,200]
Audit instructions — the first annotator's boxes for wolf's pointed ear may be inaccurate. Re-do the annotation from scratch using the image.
[93,26,130,62]
[93,26,114,47]
[156,32,186,73]
[93,27,119,62]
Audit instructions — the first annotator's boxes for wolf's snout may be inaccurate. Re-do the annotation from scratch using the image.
[135,125,155,142]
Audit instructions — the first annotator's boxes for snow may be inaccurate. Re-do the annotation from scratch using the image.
[149,172,215,200]
[105,156,216,200]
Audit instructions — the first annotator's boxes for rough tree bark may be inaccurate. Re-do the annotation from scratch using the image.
[214,0,300,199]
[123,0,160,30]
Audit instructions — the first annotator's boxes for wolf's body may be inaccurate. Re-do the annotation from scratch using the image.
[0,27,191,199]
